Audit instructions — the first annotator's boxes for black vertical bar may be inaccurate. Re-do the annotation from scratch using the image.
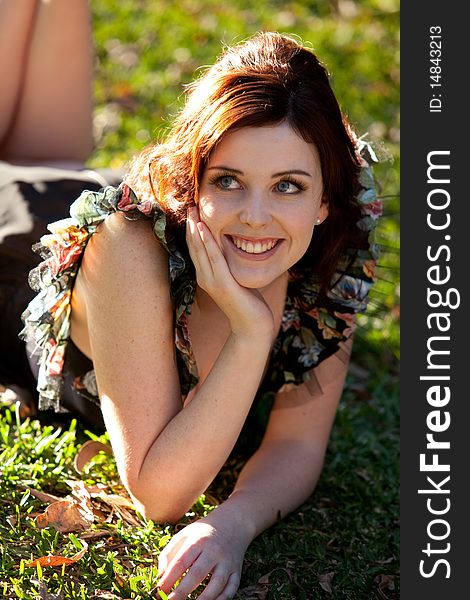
[401,2,468,597]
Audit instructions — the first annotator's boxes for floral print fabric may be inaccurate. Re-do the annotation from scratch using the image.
[20,143,381,412]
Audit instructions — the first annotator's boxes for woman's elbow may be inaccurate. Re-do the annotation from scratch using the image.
[126,485,192,525]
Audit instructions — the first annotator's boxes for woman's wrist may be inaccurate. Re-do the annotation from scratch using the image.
[202,496,257,550]
[228,324,276,348]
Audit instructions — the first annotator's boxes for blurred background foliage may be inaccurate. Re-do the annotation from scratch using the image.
[89,0,400,360]
[90,0,399,168]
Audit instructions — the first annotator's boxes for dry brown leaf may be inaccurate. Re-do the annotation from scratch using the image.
[92,492,137,511]
[35,497,94,533]
[237,567,294,600]
[85,483,108,494]
[375,573,396,599]
[236,585,268,600]
[375,556,395,566]
[258,567,292,585]
[26,487,62,504]
[74,440,113,473]
[92,507,109,522]
[355,468,372,482]
[318,497,338,508]
[81,530,112,540]
[66,479,92,499]
[115,506,141,527]
[6,515,17,528]
[27,539,88,568]
[318,571,335,594]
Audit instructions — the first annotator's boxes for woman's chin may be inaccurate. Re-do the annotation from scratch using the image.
[229,272,264,289]
[229,267,283,291]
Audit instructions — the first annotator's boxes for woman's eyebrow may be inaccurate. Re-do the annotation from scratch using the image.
[206,166,242,173]
[272,169,312,178]
[207,166,312,177]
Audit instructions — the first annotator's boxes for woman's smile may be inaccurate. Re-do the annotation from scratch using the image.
[226,234,283,258]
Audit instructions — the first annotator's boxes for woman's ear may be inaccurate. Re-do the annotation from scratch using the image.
[317,199,329,224]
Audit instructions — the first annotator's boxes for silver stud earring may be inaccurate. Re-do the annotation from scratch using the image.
[316,217,321,224]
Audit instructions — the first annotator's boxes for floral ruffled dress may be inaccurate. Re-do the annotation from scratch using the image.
[20,141,381,414]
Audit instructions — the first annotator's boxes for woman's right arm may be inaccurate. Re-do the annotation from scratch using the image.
[77,211,273,523]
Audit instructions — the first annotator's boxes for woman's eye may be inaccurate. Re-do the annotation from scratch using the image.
[276,180,300,194]
[217,175,240,189]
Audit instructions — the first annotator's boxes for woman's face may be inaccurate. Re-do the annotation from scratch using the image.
[197,122,328,290]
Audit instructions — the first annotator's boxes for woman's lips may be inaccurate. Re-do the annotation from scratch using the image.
[226,235,283,260]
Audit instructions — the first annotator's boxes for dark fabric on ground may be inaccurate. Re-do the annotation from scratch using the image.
[0,163,122,428]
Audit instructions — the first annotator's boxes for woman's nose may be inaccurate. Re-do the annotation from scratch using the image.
[239,192,273,227]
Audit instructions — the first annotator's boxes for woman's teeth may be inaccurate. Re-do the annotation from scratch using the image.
[231,236,278,254]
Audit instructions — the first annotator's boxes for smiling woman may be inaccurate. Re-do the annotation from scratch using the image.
[1,13,381,600]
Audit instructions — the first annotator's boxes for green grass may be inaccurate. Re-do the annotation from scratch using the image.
[0,1,399,598]
[0,346,398,598]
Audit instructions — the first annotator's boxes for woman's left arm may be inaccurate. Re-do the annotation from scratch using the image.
[158,341,351,600]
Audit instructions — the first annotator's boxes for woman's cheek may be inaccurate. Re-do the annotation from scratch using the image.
[198,200,227,239]
[198,197,218,223]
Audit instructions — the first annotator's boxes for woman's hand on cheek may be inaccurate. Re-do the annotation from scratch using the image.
[185,206,276,342]
[157,512,248,599]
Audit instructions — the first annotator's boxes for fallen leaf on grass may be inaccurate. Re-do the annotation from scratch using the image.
[238,568,292,600]
[258,567,292,585]
[35,498,94,532]
[318,571,335,594]
[6,515,17,528]
[355,468,372,482]
[26,487,62,504]
[375,573,396,599]
[27,539,88,567]
[318,497,338,508]
[29,478,139,531]
[80,530,113,540]
[35,482,94,533]
[114,506,142,527]
[235,585,268,600]
[66,479,93,501]
[91,491,137,511]
[374,556,396,566]
[74,440,113,473]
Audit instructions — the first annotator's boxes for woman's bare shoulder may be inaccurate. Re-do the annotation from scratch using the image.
[79,211,169,290]
[71,211,172,356]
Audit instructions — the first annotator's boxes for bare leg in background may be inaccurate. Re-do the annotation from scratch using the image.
[0,0,94,166]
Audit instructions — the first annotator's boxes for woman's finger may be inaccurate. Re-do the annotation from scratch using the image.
[195,220,226,275]
[158,543,202,594]
[186,208,214,280]
[166,554,217,600]
[213,572,241,600]
[158,535,186,577]
[195,566,233,600]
